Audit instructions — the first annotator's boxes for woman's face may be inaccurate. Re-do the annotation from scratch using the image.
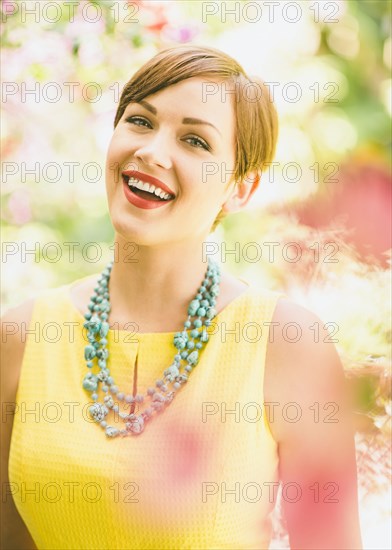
[105,76,238,246]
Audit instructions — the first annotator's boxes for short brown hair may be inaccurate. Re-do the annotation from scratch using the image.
[114,44,278,232]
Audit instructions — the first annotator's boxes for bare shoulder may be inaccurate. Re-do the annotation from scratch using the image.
[265,296,328,373]
[1,298,37,401]
[1,299,38,549]
[264,297,347,443]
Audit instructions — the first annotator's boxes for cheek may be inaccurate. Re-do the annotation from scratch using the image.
[106,132,123,163]
[105,134,130,183]
[105,144,123,196]
[182,169,226,206]
[105,139,118,181]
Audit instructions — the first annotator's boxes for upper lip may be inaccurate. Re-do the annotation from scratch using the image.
[122,170,175,197]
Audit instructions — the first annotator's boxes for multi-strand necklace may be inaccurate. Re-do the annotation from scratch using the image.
[82,259,221,437]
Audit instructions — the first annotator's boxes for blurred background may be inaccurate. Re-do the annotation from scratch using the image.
[1,0,391,547]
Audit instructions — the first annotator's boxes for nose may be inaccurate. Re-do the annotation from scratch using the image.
[134,131,173,171]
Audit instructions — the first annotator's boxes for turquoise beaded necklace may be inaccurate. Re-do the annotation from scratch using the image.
[82,258,221,437]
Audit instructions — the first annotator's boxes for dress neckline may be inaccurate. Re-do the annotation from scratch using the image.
[64,275,253,338]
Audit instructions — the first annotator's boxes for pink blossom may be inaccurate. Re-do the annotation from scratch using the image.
[8,189,32,225]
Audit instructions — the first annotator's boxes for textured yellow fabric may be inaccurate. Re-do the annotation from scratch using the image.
[9,275,284,550]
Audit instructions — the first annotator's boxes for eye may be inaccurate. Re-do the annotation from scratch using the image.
[124,116,211,151]
[184,135,211,151]
[125,116,151,128]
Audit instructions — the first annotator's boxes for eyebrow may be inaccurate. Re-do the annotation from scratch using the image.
[137,99,222,137]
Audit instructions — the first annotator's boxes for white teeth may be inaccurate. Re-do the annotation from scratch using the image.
[124,176,172,200]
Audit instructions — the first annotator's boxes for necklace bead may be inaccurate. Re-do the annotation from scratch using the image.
[82,258,221,437]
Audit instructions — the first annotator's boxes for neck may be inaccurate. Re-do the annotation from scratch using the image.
[107,234,213,332]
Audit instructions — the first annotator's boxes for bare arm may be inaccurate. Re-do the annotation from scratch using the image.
[265,299,363,550]
[1,301,38,550]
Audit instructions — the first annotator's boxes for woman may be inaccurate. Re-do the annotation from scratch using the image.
[2,45,362,550]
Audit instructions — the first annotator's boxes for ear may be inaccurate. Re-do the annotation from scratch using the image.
[221,169,261,214]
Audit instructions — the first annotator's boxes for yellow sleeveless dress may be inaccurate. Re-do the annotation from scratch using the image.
[9,275,284,550]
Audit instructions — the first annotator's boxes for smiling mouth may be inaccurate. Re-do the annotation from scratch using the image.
[122,175,175,202]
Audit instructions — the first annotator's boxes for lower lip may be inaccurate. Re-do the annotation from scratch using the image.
[122,180,173,210]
